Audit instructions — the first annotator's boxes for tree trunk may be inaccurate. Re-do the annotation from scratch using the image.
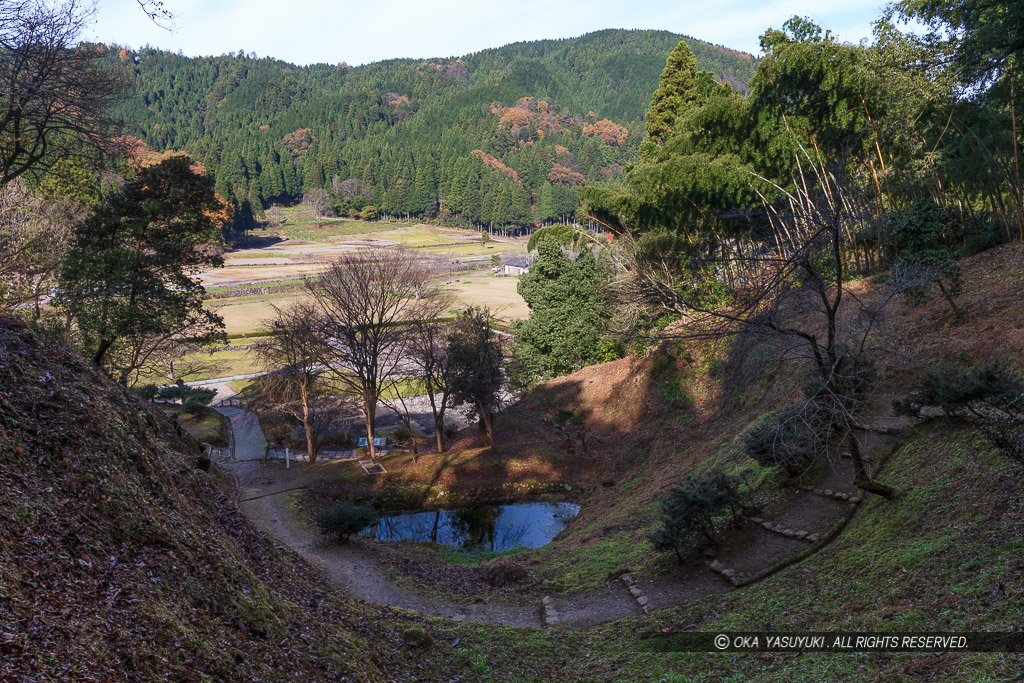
[365,399,376,459]
[936,280,962,319]
[434,417,446,452]
[478,408,493,448]
[92,337,115,367]
[302,399,316,463]
[848,432,893,498]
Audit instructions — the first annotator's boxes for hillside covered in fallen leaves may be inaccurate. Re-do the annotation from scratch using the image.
[0,318,412,680]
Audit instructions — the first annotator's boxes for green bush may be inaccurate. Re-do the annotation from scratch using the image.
[894,361,1024,418]
[658,375,694,410]
[131,384,159,402]
[314,499,379,541]
[881,199,963,313]
[896,360,1024,467]
[648,469,750,561]
[180,397,207,417]
[157,385,184,401]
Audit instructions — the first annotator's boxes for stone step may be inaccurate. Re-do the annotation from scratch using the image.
[707,559,743,587]
[795,485,862,504]
[745,517,820,543]
[618,573,650,614]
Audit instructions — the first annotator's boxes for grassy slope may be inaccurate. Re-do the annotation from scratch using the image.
[407,243,1024,680]
[411,422,1022,682]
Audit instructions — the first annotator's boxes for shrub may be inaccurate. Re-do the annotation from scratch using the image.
[658,375,694,410]
[157,385,184,401]
[894,361,1024,419]
[648,469,750,561]
[179,387,216,417]
[881,199,963,315]
[131,384,159,402]
[314,499,379,541]
[897,360,1024,467]
[443,422,459,442]
[748,354,875,477]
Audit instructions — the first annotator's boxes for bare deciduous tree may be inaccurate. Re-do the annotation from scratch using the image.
[404,317,459,452]
[615,151,897,497]
[0,0,125,188]
[302,188,333,228]
[251,302,340,462]
[307,248,442,458]
[105,323,220,388]
[0,178,76,315]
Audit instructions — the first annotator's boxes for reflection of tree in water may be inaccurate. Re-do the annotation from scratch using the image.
[450,506,500,551]
[370,513,433,542]
[493,523,529,552]
[364,503,579,551]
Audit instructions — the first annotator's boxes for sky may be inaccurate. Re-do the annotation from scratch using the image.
[89,0,893,66]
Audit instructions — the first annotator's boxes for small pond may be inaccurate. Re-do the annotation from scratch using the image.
[361,502,580,553]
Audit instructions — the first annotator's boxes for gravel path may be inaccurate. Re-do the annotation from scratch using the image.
[215,407,267,461]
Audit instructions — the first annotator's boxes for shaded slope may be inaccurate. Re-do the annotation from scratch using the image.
[499,242,1024,592]
[0,320,407,680]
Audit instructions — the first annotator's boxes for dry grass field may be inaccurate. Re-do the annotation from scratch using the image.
[440,271,530,320]
[177,214,532,382]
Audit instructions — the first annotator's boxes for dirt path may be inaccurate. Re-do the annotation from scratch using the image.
[221,408,905,628]
[228,457,542,626]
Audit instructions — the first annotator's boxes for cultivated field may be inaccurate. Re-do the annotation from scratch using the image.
[177,208,532,383]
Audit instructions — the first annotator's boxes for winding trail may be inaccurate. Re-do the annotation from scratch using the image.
[217,407,906,628]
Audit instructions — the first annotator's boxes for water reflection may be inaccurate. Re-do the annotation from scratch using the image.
[363,502,579,552]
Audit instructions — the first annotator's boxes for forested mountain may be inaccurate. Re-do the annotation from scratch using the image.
[110,30,757,232]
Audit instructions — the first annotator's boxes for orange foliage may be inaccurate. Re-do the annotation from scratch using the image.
[207,193,235,232]
[471,150,520,182]
[582,119,629,146]
[499,108,531,128]
[118,137,232,232]
[120,136,207,172]
[387,93,411,108]
[554,145,570,157]
[547,163,585,187]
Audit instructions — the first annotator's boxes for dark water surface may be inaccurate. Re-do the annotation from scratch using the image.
[362,502,580,552]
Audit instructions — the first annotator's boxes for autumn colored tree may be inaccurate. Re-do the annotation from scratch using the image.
[583,119,629,146]
[57,155,225,372]
[547,163,586,187]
